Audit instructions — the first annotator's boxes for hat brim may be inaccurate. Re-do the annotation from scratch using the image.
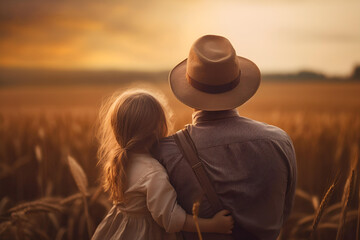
[169,56,261,111]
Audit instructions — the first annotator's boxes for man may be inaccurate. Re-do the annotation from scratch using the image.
[154,35,297,240]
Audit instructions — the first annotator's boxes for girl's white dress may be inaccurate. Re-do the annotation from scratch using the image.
[91,153,186,240]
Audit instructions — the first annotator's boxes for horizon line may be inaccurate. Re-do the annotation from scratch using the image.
[1,65,358,78]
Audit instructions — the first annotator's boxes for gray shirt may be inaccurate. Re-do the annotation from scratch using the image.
[153,109,297,240]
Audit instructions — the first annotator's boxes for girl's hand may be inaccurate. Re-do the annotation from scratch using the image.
[210,209,234,234]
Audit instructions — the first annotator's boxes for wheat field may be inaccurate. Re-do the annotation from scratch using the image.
[0,81,359,239]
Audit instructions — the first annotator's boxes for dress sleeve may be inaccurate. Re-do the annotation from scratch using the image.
[144,166,187,233]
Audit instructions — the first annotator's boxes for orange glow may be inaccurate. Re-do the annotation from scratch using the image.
[0,0,359,75]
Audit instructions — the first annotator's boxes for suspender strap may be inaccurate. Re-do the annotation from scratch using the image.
[174,128,260,240]
[173,128,223,212]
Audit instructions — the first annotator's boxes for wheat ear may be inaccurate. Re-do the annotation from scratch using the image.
[192,201,203,240]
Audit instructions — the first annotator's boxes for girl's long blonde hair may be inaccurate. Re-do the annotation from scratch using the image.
[97,89,169,203]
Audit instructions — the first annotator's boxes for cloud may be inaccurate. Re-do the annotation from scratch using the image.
[284,30,360,43]
[0,0,359,74]
[0,0,187,69]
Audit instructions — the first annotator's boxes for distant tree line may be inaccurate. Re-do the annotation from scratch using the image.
[264,65,360,81]
[352,65,360,80]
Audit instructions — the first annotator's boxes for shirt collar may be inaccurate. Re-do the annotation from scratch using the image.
[192,109,239,124]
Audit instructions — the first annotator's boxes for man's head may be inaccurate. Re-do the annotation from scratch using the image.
[169,35,261,111]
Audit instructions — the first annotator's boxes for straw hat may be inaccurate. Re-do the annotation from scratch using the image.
[169,35,261,111]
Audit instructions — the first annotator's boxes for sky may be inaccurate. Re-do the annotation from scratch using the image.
[0,0,359,76]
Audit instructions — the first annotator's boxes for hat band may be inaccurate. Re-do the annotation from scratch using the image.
[186,71,241,94]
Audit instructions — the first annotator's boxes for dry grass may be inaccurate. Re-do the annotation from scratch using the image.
[0,81,359,239]
[311,176,338,238]
[192,201,202,240]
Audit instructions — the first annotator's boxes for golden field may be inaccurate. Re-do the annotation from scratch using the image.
[0,81,359,239]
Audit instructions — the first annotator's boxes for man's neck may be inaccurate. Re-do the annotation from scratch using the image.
[192,109,239,124]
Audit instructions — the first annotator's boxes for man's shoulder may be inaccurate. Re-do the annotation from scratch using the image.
[153,117,294,162]
[152,135,180,164]
[235,116,292,144]
[188,115,293,147]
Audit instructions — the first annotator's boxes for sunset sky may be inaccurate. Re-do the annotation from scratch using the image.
[0,0,359,76]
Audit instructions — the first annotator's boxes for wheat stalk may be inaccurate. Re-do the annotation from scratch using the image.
[352,144,360,240]
[311,222,338,231]
[356,188,360,239]
[90,186,103,205]
[311,180,337,238]
[55,228,66,240]
[330,210,359,223]
[291,214,315,236]
[311,173,340,236]
[0,197,10,215]
[336,169,355,240]
[83,194,94,238]
[357,185,360,240]
[311,196,319,211]
[67,155,93,237]
[9,199,64,214]
[34,145,42,163]
[67,155,89,196]
[192,201,202,240]
[295,189,313,203]
[336,144,359,240]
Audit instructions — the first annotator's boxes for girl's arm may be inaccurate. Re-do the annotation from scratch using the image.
[144,163,233,234]
[182,210,234,234]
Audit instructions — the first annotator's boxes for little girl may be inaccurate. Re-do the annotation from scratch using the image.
[92,89,234,240]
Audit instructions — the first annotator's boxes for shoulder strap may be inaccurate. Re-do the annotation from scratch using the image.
[173,128,223,212]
